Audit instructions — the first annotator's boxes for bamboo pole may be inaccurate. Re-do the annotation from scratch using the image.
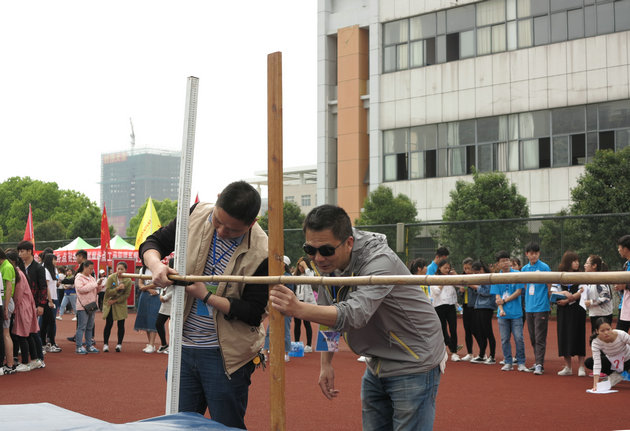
[267,51,286,431]
[124,271,630,286]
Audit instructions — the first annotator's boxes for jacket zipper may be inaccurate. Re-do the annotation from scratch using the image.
[389,331,420,360]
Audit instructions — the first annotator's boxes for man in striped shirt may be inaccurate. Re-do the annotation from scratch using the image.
[141,181,268,430]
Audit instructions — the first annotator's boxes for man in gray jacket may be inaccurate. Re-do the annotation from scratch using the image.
[271,204,445,431]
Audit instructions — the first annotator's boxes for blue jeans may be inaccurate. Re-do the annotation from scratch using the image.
[361,365,441,431]
[498,318,526,365]
[75,310,95,349]
[179,346,254,430]
[59,294,76,316]
[264,315,291,352]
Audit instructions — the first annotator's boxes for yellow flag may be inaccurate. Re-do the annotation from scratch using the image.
[134,197,162,249]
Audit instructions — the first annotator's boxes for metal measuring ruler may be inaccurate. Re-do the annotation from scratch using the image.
[165,76,199,414]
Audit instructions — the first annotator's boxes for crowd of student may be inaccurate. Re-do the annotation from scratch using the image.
[0,244,173,375]
[408,234,630,391]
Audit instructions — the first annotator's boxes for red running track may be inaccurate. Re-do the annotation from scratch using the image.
[2,313,629,430]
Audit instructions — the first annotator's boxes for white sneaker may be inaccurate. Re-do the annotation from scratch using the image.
[460,354,473,361]
[501,364,513,371]
[357,356,367,362]
[15,363,30,372]
[578,366,586,377]
[284,354,290,362]
[115,344,122,352]
[609,372,623,388]
[517,364,531,372]
[103,345,109,352]
[72,316,77,321]
[450,353,460,362]
[303,345,313,353]
[142,344,155,353]
[557,366,572,376]
[56,316,62,320]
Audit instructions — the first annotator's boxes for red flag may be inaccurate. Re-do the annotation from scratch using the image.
[23,203,35,249]
[100,205,111,253]
[194,193,200,204]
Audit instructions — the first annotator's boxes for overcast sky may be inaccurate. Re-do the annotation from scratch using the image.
[0,1,317,204]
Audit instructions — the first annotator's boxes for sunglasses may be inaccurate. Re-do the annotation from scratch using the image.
[303,238,347,257]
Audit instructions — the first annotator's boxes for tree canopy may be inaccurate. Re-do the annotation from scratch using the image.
[258,200,306,264]
[126,198,178,238]
[355,185,418,225]
[439,170,529,265]
[539,147,630,269]
[0,177,105,245]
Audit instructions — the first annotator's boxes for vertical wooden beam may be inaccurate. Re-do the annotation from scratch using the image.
[267,51,286,431]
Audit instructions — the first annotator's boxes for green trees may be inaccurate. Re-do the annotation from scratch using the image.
[0,177,104,243]
[257,200,306,263]
[440,170,529,265]
[355,185,418,225]
[126,198,178,237]
[539,147,630,269]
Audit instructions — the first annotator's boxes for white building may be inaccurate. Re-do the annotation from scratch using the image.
[317,0,630,222]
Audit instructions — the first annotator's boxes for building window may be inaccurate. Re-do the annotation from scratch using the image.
[285,196,295,203]
[301,195,311,207]
[384,129,409,181]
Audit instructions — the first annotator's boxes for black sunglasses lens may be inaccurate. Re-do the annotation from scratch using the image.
[303,244,336,257]
[303,244,317,255]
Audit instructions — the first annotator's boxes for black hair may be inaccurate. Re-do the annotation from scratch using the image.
[75,249,88,259]
[524,242,540,253]
[462,257,474,266]
[16,240,33,253]
[78,260,94,274]
[495,250,510,262]
[3,248,22,283]
[409,257,427,274]
[436,247,450,258]
[435,259,451,275]
[303,205,353,242]
[589,317,613,344]
[293,256,314,276]
[511,257,521,268]
[472,260,490,273]
[43,254,56,281]
[588,254,608,272]
[558,250,580,272]
[618,235,630,250]
[116,261,128,270]
[215,181,261,225]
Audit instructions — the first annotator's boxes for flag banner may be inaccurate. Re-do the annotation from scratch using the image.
[134,197,162,249]
[100,206,111,255]
[23,203,35,249]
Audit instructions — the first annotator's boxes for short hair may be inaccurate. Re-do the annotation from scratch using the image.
[303,205,353,241]
[511,257,521,267]
[436,247,450,258]
[75,250,88,259]
[472,260,490,273]
[495,250,511,262]
[17,241,33,253]
[216,181,261,225]
[462,257,474,266]
[524,242,540,253]
[435,258,451,274]
[618,235,630,250]
[409,257,427,274]
[116,261,128,270]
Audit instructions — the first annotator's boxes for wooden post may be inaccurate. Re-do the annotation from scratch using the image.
[267,51,286,431]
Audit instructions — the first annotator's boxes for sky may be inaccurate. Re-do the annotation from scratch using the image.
[0,1,317,205]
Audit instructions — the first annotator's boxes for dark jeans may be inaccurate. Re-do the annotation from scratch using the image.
[28,332,44,361]
[179,346,254,429]
[585,356,630,375]
[475,308,496,358]
[617,319,630,333]
[526,311,549,366]
[155,313,170,346]
[103,313,125,345]
[462,306,476,354]
[435,304,458,353]
[40,303,56,345]
[294,317,313,346]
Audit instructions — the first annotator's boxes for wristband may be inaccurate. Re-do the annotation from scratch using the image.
[203,291,212,304]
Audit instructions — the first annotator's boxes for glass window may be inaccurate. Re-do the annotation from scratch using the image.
[617,129,630,151]
[531,0,549,16]
[301,195,311,207]
[550,0,582,13]
[571,134,586,165]
[384,154,408,181]
[496,142,508,171]
[449,147,467,175]
[616,0,630,31]
[553,136,570,167]
[438,123,448,148]
[507,0,517,20]
[585,6,596,37]
[518,0,531,18]
[460,30,475,58]
[426,150,437,178]
[384,20,408,45]
[477,27,492,55]
[552,106,585,135]
[384,129,408,154]
[492,24,507,52]
[285,196,295,203]
[568,8,584,39]
[437,11,446,34]
[507,21,517,50]
[384,46,397,72]
[410,41,424,67]
[447,4,475,32]
[466,145,476,173]
[599,100,630,130]
[447,33,460,61]
[508,141,520,170]
[397,44,408,70]
[520,111,550,138]
[437,35,447,63]
[597,2,614,34]
[477,0,505,26]
[478,116,500,143]
[426,37,436,65]
[437,149,448,177]
[534,15,550,46]
[586,132,598,161]
[522,139,539,169]
[551,12,568,42]
[410,152,425,178]
[410,14,437,39]
[411,125,437,151]
[518,18,533,47]
[599,130,614,151]
[478,143,494,171]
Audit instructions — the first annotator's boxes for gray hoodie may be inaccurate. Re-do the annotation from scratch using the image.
[317,228,445,377]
